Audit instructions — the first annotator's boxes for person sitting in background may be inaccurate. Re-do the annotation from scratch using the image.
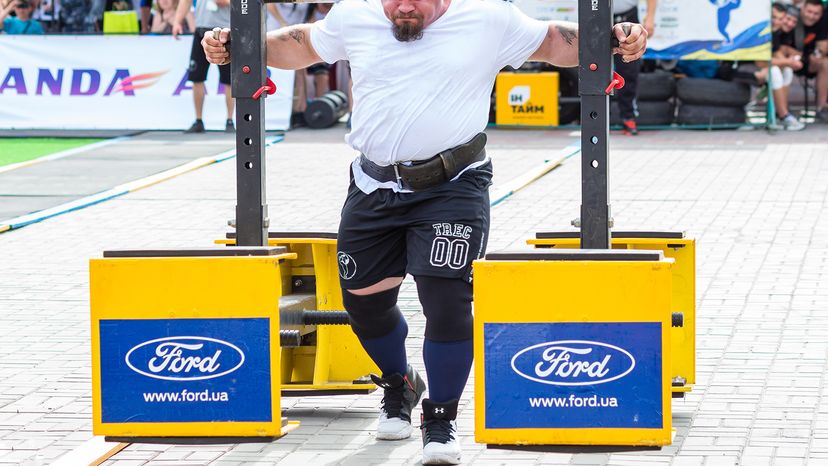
[769,3,805,131]
[770,4,805,130]
[150,0,190,34]
[1,0,45,34]
[794,0,828,121]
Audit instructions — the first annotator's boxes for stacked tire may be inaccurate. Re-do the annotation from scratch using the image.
[676,78,750,126]
[304,90,350,129]
[611,70,677,127]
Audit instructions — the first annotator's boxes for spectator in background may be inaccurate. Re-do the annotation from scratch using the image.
[266,3,313,127]
[613,0,657,135]
[306,3,334,98]
[60,0,96,33]
[33,0,59,32]
[139,0,149,32]
[173,0,234,133]
[795,0,828,121]
[1,0,45,34]
[151,0,190,34]
[770,3,805,130]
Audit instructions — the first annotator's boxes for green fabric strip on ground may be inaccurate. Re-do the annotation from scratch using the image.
[0,138,103,167]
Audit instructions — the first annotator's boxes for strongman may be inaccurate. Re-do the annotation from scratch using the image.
[203,1,647,463]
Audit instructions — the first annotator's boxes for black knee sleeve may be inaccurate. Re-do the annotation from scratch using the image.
[342,285,402,339]
[415,276,473,342]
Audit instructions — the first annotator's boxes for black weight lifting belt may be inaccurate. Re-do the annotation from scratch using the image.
[359,133,487,191]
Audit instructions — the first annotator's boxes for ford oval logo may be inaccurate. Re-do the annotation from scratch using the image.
[125,336,245,381]
[510,340,635,386]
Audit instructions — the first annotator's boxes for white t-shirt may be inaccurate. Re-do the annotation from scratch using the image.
[311,0,547,193]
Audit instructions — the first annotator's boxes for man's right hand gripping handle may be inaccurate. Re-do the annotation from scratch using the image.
[203,27,232,65]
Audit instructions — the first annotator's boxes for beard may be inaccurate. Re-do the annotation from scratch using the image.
[391,13,425,42]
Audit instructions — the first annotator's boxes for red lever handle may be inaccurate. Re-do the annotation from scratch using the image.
[604,71,626,95]
[252,77,277,100]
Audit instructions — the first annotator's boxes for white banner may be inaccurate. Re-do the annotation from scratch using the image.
[0,35,294,131]
[513,0,770,60]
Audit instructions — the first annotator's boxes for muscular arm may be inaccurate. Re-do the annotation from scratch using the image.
[528,21,579,67]
[265,24,324,70]
[528,21,647,67]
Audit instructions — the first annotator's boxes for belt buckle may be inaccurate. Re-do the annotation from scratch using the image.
[393,164,403,190]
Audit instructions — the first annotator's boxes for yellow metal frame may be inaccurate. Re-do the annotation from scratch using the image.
[217,237,378,392]
[473,258,673,446]
[528,237,696,392]
[90,254,294,437]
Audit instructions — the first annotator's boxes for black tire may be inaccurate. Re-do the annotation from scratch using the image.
[637,70,676,101]
[676,78,751,107]
[610,100,675,126]
[676,104,746,126]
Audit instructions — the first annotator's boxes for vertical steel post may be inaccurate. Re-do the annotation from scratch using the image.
[231,0,269,246]
[578,0,613,249]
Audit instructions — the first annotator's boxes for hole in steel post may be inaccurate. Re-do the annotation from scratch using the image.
[244,138,252,146]
[244,114,252,122]
[245,162,254,169]
[590,111,598,120]
[591,136,599,145]
[592,160,599,168]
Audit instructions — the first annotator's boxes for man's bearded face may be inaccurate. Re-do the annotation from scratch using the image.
[382,0,443,42]
[391,10,426,42]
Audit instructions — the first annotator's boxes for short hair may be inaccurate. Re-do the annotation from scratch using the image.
[804,0,824,8]
[786,5,801,18]
[772,2,787,14]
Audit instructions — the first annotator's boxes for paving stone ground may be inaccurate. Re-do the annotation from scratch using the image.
[1,126,827,465]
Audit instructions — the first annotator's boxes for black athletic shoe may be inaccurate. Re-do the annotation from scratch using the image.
[225,119,235,133]
[289,112,307,130]
[421,399,461,465]
[184,119,205,134]
[370,365,426,440]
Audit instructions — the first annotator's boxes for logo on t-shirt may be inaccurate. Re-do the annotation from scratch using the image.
[337,252,357,280]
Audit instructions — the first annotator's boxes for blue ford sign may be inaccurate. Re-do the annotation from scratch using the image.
[484,322,662,429]
[99,318,272,424]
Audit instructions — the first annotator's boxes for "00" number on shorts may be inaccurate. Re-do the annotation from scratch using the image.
[429,237,470,270]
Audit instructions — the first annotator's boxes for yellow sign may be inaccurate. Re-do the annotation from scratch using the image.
[528,234,697,394]
[496,72,559,127]
[473,252,673,446]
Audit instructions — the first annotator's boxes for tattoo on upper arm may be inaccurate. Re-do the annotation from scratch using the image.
[289,29,304,45]
[276,28,305,45]
[556,24,578,46]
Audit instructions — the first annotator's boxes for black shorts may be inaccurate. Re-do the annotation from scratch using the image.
[189,28,231,85]
[337,161,493,290]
